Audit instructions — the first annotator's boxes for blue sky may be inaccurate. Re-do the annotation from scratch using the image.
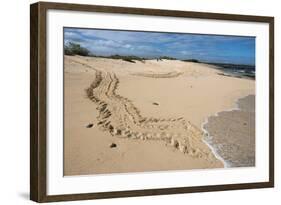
[64,28,255,65]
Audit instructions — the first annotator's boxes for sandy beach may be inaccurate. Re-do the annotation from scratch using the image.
[63,55,255,176]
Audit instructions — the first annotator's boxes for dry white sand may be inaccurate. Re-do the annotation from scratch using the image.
[64,55,255,176]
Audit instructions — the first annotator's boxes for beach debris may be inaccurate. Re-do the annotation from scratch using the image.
[110,143,117,148]
[152,102,159,106]
[86,123,94,128]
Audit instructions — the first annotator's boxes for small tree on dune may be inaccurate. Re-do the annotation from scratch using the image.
[64,42,90,56]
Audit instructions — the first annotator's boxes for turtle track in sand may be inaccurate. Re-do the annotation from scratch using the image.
[69,57,214,160]
[84,77,213,160]
[131,71,183,78]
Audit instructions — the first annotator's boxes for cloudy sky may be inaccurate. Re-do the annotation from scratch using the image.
[64,27,255,65]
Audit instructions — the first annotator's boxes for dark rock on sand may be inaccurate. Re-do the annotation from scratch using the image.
[110,143,117,148]
[86,123,94,128]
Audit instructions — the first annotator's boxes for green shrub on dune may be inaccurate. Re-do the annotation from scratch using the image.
[182,59,200,63]
[159,56,177,60]
[108,55,146,63]
[64,42,90,56]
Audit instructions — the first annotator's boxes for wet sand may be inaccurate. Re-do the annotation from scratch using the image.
[64,55,255,176]
[202,95,255,167]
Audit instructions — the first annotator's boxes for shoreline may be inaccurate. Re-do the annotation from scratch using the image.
[201,94,255,168]
[201,98,241,168]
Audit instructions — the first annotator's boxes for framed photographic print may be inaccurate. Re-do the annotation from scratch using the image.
[30,1,274,202]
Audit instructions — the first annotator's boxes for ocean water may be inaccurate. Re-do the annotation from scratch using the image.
[210,63,255,79]
[202,95,255,168]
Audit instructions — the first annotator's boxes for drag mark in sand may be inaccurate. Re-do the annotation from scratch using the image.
[131,71,183,78]
[71,58,217,161]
